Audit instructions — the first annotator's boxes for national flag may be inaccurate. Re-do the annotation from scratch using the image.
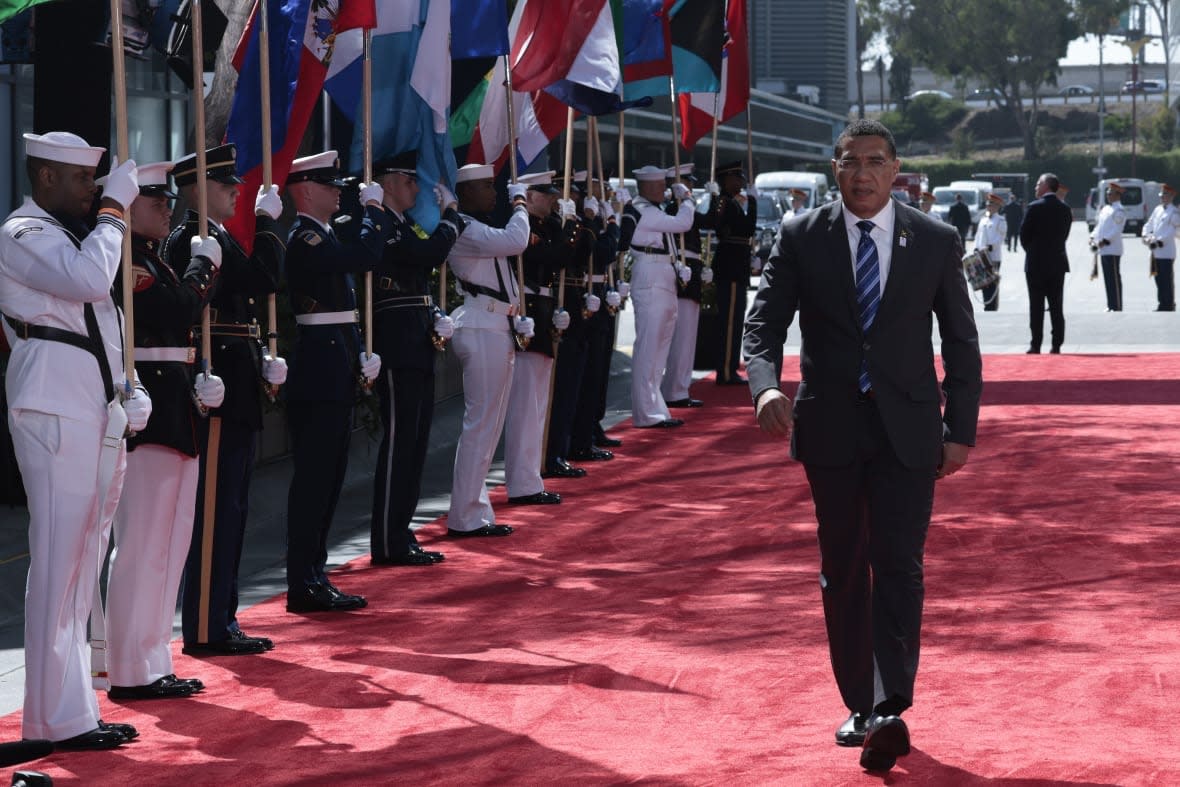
[224,0,376,249]
[0,0,54,25]
[451,0,508,59]
[465,53,567,174]
[625,0,723,99]
[678,0,748,150]
[324,0,456,233]
[619,0,672,100]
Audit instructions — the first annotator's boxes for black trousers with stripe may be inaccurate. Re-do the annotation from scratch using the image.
[286,401,353,591]
[370,366,435,560]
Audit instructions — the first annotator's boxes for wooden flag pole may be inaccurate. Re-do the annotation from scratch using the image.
[705,92,720,266]
[258,0,280,400]
[363,28,374,357]
[668,76,688,268]
[583,115,594,316]
[558,106,574,328]
[109,0,135,392]
[610,113,625,292]
[503,55,527,323]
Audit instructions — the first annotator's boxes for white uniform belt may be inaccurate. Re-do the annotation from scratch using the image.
[469,293,519,316]
[589,274,608,283]
[135,346,196,363]
[295,310,359,326]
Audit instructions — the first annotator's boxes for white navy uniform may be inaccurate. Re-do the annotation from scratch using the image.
[625,194,695,426]
[1142,200,1180,310]
[0,198,134,741]
[447,204,531,531]
[1091,199,1126,310]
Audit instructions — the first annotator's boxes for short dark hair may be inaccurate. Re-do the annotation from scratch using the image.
[25,156,53,187]
[1040,173,1060,192]
[834,120,897,160]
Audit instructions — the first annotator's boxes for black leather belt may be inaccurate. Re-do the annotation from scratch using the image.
[375,296,432,313]
[200,323,261,339]
[635,245,669,255]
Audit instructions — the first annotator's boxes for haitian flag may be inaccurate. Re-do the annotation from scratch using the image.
[678,0,748,150]
[224,0,377,249]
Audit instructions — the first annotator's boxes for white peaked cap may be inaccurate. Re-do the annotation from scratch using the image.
[633,165,667,182]
[24,131,106,167]
[456,163,495,183]
[517,170,556,186]
[290,150,339,173]
[136,161,174,188]
[665,163,694,178]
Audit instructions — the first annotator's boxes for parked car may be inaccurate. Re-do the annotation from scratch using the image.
[1120,79,1165,94]
[905,89,953,101]
[753,190,787,261]
[967,87,1003,103]
[1059,84,1095,97]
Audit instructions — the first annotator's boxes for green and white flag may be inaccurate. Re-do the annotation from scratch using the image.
[0,0,56,25]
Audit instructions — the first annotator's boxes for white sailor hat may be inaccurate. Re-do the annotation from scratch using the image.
[665,163,695,178]
[288,150,349,187]
[518,170,560,194]
[456,163,494,183]
[23,131,105,168]
[633,165,667,182]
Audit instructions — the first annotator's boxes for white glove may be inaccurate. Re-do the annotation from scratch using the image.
[358,351,381,383]
[750,254,763,273]
[605,290,622,308]
[676,263,692,283]
[190,236,222,269]
[614,187,633,205]
[705,181,720,197]
[663,188,673,202]
[103,157,139,211]
[583,196,600,219]
[359,181,384,206]
[617,281,631,299]
[701,266,715,284]
[194,371,225,409]
[508,183,528,201]
[434,182,456,209]
[514,315,535,338]
[122,388,152,433]
[671,182,692,201]
[552,309,571,331]
[747,186,759,200]
[255,184,282,219]
[558,198,577,221]
[433,314,455,339]
[584,293,601,313]
[262,354,288,385]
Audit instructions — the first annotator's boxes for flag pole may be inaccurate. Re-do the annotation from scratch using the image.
[363,28,374,358]
[610,112,625,295]
[668,76,688,270]
[258,0,280,400]
[705,92,720,266]
[558,106,574,331]
[583,115,594,318]
[109,0,135,392]
[503,55,528,331]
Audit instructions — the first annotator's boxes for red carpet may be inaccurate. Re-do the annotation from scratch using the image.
[3,354,1179,785]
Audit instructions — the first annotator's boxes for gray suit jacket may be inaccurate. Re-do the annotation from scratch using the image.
[743,199,983,469]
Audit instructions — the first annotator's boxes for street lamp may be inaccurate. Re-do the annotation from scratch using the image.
[1125,2,1150,177]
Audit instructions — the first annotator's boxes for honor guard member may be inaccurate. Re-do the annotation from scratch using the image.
[709,160,758,385]
[621,165,696,427]
[368,150,466,564]
[446,164,534,535]
[661,163,713,410]
[1142,183,1179,311]
[283,151,385,607]
[0,133,151,749]
[505,170,573,499]
[568,172,622,461]
[165,143,287,655]
[918,191,936,215]
[106,162,222,701]
[789,188,809,217]
[1089,182,1126,311]
[974,193,1006,310]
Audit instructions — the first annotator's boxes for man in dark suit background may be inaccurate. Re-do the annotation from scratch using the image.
[1020,173,1073,354]
[742,120,982,773]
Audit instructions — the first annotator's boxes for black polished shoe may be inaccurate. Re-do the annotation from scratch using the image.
[569,446,613,461]
[594,434,623,448]
[1049,346,1061,354]
[108,675,195,700]
[859,714,910,772]
[637,418,684,429]
[665,398,703,408]
[56,728,127,751]
[447,524,514,537]
[716,375,747,385]
[323,580,368,608]
[409,543,445,562]
[508,490,562,504]
[230,629,274,651]
[372,548,438,566]
[1026,347,1041,354]
[98,721,138,740]
[165,674,204,693]
[541,459,587,478]
[287,583,365,612]
[182,637,266,656]
[835,712,869,747]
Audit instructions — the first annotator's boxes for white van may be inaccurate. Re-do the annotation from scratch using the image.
[753,171,831,209]
[930,180,992,234]
[1093,178,1147,234]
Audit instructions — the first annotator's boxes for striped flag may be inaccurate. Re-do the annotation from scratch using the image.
[677,0,748,150]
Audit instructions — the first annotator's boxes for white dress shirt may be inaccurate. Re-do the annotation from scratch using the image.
[841,199,895,295]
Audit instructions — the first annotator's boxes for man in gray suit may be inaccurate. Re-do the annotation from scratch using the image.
[743,120,982,773]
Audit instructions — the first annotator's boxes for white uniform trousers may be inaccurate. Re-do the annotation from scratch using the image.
[11,408,126,741]
[504,352,553,497]
[447,326,516,531]
[107,445,198,687]
[661,297,700,403]
[630,256,678,426]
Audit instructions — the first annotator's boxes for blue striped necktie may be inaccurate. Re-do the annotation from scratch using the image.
[855,220,881,392]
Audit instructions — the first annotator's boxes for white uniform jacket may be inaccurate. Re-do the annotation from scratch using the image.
[626,196,696,291]
[1091,202,1126,256]
[1142,203,1180,259]
[974,212,1007,262]
[450,204,531,332]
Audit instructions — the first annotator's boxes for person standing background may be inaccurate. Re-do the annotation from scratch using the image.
[974,193,1006,311]
[947,193,971,244]
[1089,182,1126,312]
[1020,172,1073,354]
[1141,183,1179,312]
[1003,193,1023,252]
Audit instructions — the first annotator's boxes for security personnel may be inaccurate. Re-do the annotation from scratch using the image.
[1089,182,1126,311]
[919,191,936,214]
[446,164,533,536]
[1142,183,1179,311]
[789,188,808,217]
[165,143,287,655]
[709,160,757,385]
[283,151,385,606]
[661,163,712,410]
[0,132,149,749]
[369,150,466,564]
[505,170,572,499]
[974,193,1007,310]
[106,162,221,701]
[569,173,623,461]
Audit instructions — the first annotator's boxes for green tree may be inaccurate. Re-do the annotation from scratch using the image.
[1142,105,1176,153]
[855,0,884,118]
[889,52,913,111]
[1106,113,1132,149]
[950,127,975,159]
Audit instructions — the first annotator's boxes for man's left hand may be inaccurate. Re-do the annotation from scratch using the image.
[936,442,970,479]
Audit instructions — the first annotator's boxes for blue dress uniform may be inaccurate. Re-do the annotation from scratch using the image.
[369,156,465,565]
[164,145,285,653]
[710,161,757,384]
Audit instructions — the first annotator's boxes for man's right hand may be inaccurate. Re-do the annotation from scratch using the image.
[507,183,528,201]
[190,236,222,269]
[755,389,793,437]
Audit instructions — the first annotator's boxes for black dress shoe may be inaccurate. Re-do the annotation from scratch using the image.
[323,580,368,608]
[108,675,195,700]
[508,490,562,504]
[1026,347,1041,354]
[541,459,587,478]
[165,674,204,692]
[665,398,703,408]
[835,711,869,747]
[230,629,274,651]
[594,435,622,448]
[716,375,747,385]
[569,447,613,461]
[409,543,445,562]
[56,728,127,750]
[287,583,365,612]
[1049,346,1061,354]
[447,524,514,537]
[637,418,683,429]
[182,637,266,656]
[859,714,910,772]
[372,548,438,566]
